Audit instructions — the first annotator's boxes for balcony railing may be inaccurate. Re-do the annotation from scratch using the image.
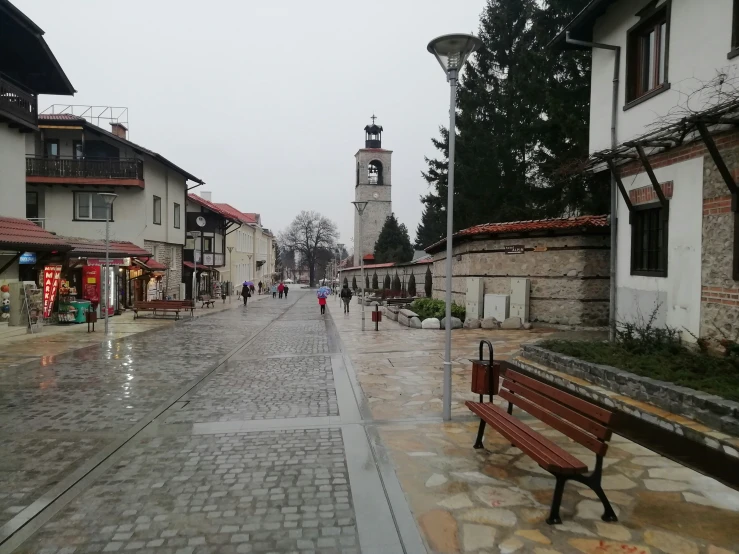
[26,157,144,181]
[0,75,38,128]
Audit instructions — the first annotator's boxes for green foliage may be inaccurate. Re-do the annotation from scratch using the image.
[374,213,414,263]
[372,272,378,289]
[365,274,370,290]
[408,273,417,297]
[410,298,466,321]
[343,277,348,288]
[418,0,606,234]
[392,272,401,291]
[384,273,391,289]
[351,276,357,290]
[424,266,432,297]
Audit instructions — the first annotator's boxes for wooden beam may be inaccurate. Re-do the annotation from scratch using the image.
[0,253,21,276]
[606,160,634,212]
[696,121,739,201]
[635,145,669,207]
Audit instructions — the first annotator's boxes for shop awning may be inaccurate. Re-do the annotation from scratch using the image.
[0,217,72,252]
[183,261,215,271]
[133,258,168,271]
[61,237,152,258]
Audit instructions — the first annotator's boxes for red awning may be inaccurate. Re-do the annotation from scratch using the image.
[183,261,213,271]
[134,257,168,271]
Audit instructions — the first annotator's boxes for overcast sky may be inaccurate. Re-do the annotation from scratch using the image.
[16,0,486,248]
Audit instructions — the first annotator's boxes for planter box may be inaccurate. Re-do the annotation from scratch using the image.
[398,309,419,327]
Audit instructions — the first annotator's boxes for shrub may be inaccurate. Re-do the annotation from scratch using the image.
[365,274,370,290]
[372,272,378,289]
[411,298,466,321]
[384,273,391,289]
[424,266,432,297]
[393,272,402,291]
[408,273,417,296]
[352,276,357,291]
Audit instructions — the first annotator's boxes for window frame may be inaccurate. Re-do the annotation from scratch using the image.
[731,0,739,58]
[73,140,83,160]
[173,202,181,229]
[44,139,60,159]
[203,236,213,253]
[26,191,39,219]
[74,191,114,222]
[153,195,162,225]
[625,2,671,108]
[630,202,669,277]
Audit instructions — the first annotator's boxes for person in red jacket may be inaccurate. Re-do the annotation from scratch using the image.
[318,296,327,315]
[278,282,285,299]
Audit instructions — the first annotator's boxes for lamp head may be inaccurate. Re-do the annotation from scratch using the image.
[97,192,118,206]
[427,33,484,76]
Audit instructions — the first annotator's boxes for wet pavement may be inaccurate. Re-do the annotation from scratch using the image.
[1,291,738,553]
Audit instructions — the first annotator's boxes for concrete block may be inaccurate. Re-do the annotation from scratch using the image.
[422,317,441,329]
[399,309,419,327]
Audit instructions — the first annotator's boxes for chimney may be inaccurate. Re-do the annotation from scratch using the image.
[200,191,212,202]
[110,122,128,139]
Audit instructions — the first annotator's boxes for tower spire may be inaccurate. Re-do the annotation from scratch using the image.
[371,113,377,124]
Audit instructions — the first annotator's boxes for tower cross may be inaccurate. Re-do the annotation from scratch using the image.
[371,114,377,124]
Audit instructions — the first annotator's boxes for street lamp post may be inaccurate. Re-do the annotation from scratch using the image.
[227,246,234,302]
[97,193,118,335]
[428,33,483,421]
[351,202,368,331]
[336,242,344,300]
[189,231,201,303]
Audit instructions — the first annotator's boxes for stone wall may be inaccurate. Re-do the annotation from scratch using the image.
[144,240,183,299]
[431,234,610,327]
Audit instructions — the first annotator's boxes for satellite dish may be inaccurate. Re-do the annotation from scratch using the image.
[196,216,206,228]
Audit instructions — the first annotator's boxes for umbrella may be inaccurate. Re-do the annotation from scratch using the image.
[243,281,254,287]
[316,286,331,299]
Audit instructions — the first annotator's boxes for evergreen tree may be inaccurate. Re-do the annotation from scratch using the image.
[384,273,391,289]
[392,271,401,291]
[420,0,603,230]
[424,266,432,297]
[415,193,446,250]
[343,277,348,288]
[408,273,416,297]
[372,272,378,289]
[365,274,370,290]
[352,276,357,291]
[374,213,414,264]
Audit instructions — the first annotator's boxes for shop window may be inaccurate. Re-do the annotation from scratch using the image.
[626,3,670,104]
[75,192,112,221]
[153,195,162,225]
[174,203,181,229]
[631,205,668,277]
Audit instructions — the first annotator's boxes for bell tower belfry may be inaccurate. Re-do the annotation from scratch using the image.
[354,116,393,266]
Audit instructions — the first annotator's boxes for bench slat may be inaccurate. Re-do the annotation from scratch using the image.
[505,369,613,424]
[467,401,587,474]
[502,379,612,441]
[499,389,608,456]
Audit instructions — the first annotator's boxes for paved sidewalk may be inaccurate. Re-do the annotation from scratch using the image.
[330,299,739,553]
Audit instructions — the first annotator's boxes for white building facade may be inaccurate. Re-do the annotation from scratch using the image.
[555,0,739,339]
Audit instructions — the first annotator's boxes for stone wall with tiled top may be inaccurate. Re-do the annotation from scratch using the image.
[700,132,739,338]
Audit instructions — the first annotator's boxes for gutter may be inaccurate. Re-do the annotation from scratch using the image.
[565,31,620,342]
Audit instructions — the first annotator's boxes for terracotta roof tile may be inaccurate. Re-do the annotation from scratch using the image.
[0,217,72,251]
[425,215,609,253]
[214,203,257,225]
[38,113,85,121]
[60,237,152,258]
[187,194,237,221]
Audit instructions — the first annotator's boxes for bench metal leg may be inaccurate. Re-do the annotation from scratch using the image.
[546,456,617,525]
[546,475,567,525]
[473,420,486,449]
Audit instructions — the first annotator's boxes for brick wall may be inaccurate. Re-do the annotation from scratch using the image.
[628,181,673,205]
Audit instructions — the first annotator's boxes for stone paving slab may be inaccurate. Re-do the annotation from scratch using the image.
[15,428,359,554]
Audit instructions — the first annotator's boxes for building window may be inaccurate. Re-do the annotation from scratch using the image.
[174,203,181,229]
[26,192,39,219]
[631,205,668,276]
[75,192,112,221]
[626,4,669,103]
[73,140,83,160]
[153,196,161,225]
[203,237,213,253]
[44,139,60,158]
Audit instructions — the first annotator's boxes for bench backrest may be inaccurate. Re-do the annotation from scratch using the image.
[200,295,212,300]
[134,300,182,308]
[500,368,613,456]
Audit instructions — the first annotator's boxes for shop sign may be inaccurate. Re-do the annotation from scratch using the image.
[533,246,548,252]
[43,265,62,318]
[203,253,214,265]
[505,245,525,255]
[19,252,37,264]
[87,258,125,266]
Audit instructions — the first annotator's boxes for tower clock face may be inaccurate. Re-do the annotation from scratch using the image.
[372,192,379,199]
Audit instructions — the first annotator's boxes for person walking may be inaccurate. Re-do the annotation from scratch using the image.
[318,295,327,315]
[284,284,289,298]
[271,284,277,299]
[340,283,352,314]
[278,282,285,299]
[242,282,251,306]
[258,281,263,295]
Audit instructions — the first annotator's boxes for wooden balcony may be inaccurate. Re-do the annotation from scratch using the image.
[0,75,38,130]
[26,157,145,187]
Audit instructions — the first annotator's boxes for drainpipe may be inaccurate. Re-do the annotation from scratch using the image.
[566,32,620,342]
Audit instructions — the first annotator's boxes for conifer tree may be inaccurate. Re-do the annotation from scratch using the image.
[384,273,391,289]
[424,266,432,297]
[352,276,357,291]
[374,213,414,264]
[408,273,417,297]
[392,271,401,291]
[372,271,378,289]
[365,274,370,290]
[343,277,348,288]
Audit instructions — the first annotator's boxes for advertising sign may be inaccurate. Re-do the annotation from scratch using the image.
[42,265,62,318]
[82,265,100,305]
[505,245,525,255]
[19,252,37,264]
[87,258,125,266]
[203,253,214,266]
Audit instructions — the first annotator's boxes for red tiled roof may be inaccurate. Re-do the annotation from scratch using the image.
[61,237,152,258]
[214,203,257,225]
[425,215,609,253]
[137,258,168,270]
[363,254,375,261]
[0,217,72,251]
[38,113,85,121]
[187,194,237,221]
[340,262,395,271]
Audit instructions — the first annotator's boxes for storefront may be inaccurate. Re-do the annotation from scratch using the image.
[183,261,220,300]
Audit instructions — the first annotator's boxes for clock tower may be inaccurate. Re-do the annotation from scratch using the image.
[354,116,393,266]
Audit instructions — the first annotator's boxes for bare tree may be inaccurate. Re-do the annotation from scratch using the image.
[279,211,338,287]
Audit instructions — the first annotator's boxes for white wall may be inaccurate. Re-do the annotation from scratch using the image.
[616,157,703,336]
[142,158,186,246]
[0,124,27,218]
[590,0,738,152]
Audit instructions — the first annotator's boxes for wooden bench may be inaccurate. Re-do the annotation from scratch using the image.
[133,300,193,320]
[466,364,617,525]
[385,297,414,307]
[199,294,215,308]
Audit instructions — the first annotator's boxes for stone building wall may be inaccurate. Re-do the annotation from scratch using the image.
[144,240,183,299]
[431,234,610,327]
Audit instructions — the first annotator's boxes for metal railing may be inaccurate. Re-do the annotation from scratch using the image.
[0,75,37,127]
[26,157,144,180]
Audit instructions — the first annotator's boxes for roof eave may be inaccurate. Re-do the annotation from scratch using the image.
[547,0,618,50]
